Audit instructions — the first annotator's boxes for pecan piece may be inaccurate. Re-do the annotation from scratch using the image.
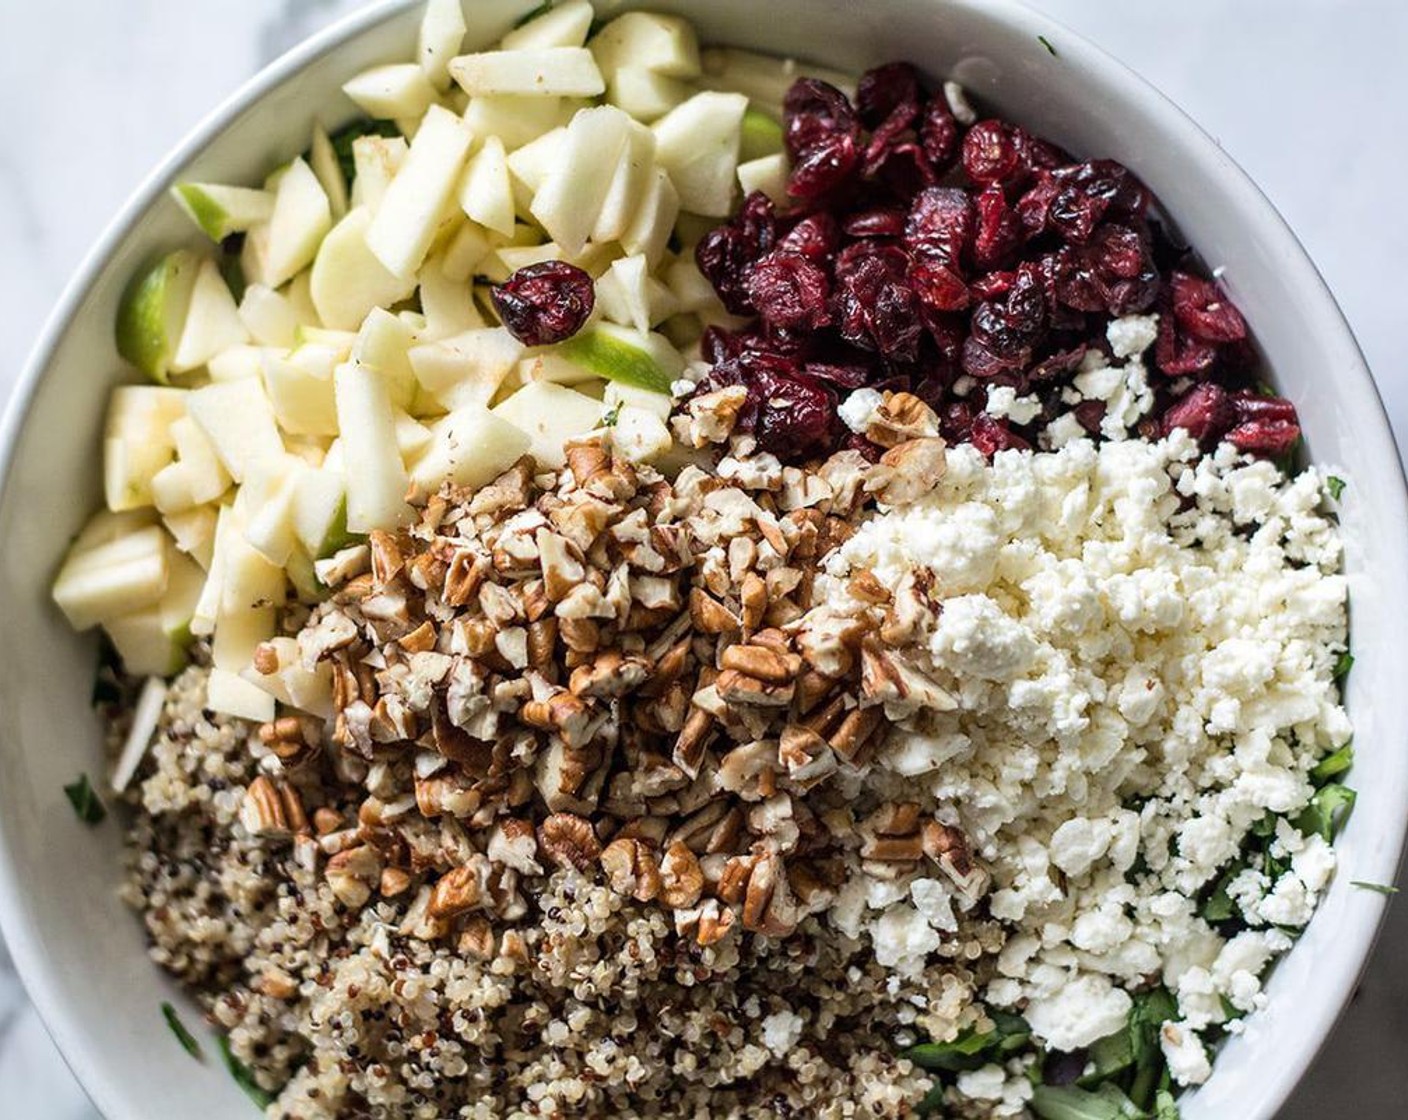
[538,812,601,871]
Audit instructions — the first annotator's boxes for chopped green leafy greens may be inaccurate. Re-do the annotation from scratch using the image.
[63,773,106,825]
[1333,651,1354,678]
[1326,475,1346,500]
[1351,881,1400,896]
[1309,743,1353,785]
[1038,34,1059,56]
[217,1034,275,1110]
[327,118,401,185]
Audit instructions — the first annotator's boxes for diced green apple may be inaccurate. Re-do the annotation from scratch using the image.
[699,47,856,113]
[450,48,604,98]
[292,468,352,558]
[440,219,493,281]
[409,326,523,410]
[241,635,335,717]
[596,253,678,334]
[294,326,357,355]
[186,378,285,482]
[408,404,531,498]
[604,379,672,421]
[738,152,789,204]
[652,91,747,217]
[740,108,785,161]
[418,252,484,341]
[592,119,656,244]
[394,410,434,459]
[206,667,276,722]
[171,183,275,242]
[418,0,467,90]
[462,94,565,149]
[334,362,414,532]
[459,134,515,237]
[665,256,720,313]
[72,507,158,554]
[607,67,689,123]
[102,386,186,512]
[239,456,304,567]
[252,158,333,290]
[212,601,277,672]
[343,63,439,119]
[529,106,632,255]
[501,0,594,50]
[163,505,218,570]
[309,123,350,221]
[365,105,473,279]
[206,344,266,381]
[171,258,250,373]
[283,546,324,605]
[352,308,419,406]
[611,404,674,464]
[220,510,287,615]
[52,524,170,631]
[261,351,338,436]
[350,134,409,212]
[505,126,566,197]
[620,166,679,266]
[491,381,604,469]
[115,249,202,383]
[238,283,302,347]
[589,13,701,79]
[150,415,232,513]
[310,205,418,330]
[556,322,683,394]
[101,549,205,676]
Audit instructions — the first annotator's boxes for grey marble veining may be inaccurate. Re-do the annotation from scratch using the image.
[0,2,1403,1117]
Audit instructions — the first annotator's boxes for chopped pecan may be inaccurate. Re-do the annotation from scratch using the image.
[428,863,483,919]
[658,840,704,907]
[537,812,601,871]
[600,837,662,902]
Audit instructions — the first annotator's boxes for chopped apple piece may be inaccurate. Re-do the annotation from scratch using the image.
[409,326,524,410]
[418,0,467,90]
[151,415,232,514]
[212,601,277,672]
[73,507,158,553]
[596,254,679,334]
[450,48,604,98]
[395,410,434,460]
[605,380,672,421]
[262,351,338,436]
[350,134,409,212]
[103,386,186,512]
[292,468,351,559]
[620,167,679,266]
[241,636,335,718]
[529,106,633,255]
[592,120,656,244]
[206,344,266,382]
[505,126,566,197]
[699,47,856,112]
[52,524,169,631]
[665,256,721,313]
[334,362,413,532]
[589,13,701,80]
[408,404,531,498]
[501,0,594,50]
[186,379,285,482]
[441,220,493,281]
[740,108,785,161]
[309,123,349,220]
[238,283,302,347]
[172,258,250,373]
[171,182,274,242]
[103,549,204,676]
[608,67,689,123]
[365,105,473,279]
[252,158,333,290]
[459,135,514,237]
[491,381,604,469]
[418,253,484,341]
[343,63,438,119]
[557,323,683,394]
[352,308,419,407]
[163,505,218,569]
[220,509,287,614]
[115,249,202,384]
[652,92,747,217]
[207,667,276,722]
[310,205,418,330]
[462,94,565,150]
[611,404,674,464]
[738,152,789,203]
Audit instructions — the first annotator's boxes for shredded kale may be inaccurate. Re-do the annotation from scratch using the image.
[905,1009,1031,1073]
[1350,881,1399,896]
[1333,651,1354,679]
[1031,1081,1150,1119]
[1037,34,1059,57]
[163,1002,204,1060]
[1326,475,1346,500]
[1309,743,1353,785]
[217,1035,275,1110]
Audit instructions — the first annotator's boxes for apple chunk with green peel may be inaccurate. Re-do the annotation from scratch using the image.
[115,249,201,384]
[171,258,249,374]
[102,549,205,677]
[171,182,274,242]
[556,323,684,395]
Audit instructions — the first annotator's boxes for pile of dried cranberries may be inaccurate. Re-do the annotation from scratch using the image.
[690,62,1301,463]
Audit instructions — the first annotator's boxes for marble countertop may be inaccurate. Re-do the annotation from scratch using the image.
[1,1,1403,1116]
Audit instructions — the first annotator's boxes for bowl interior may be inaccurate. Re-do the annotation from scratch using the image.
[1,2,1404,1118]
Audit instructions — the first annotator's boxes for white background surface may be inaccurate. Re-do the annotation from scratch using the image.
[0,1,1403,1116]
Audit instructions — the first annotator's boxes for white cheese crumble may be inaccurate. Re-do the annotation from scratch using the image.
[985,385,1044,425]
[816,431,1348,1071]
[838,387,885,434]
[760,1009,805,1057]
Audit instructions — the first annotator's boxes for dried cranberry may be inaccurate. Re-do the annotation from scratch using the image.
[970,184,1023,271]
[1072,399,1106,434]
[969,271,1015,301]
[750,368,841,459]
[909,259,970,312]
[833,242,923,361]
[1153,314,1218,377]
[805,361,873,389]
[1027,344,1087,382]
[1225,391,1301,457]
[778,212,840,259]
[1160,382,1237,444]
[970,413,1031,456]
[1016,173,1062,238]
[937,398,976,442]
[865,141,936,197]
[1047,160,1149,243]
[840,432,885,462]
[962,120,1026,186]
[746,250,832,331]
[788,133,861,199]
[1056,224,1159,316]
[1170,271,1248,343]
[695,191,776,314]
[919,99,963,174]
[783,78,861,159]
[844,207,908,239]
[906,187,973,267]
[856,62,922,129]
[490,261,594,345]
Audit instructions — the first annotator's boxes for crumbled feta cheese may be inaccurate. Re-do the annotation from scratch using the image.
[943,80,978,124]
[1107,314,1159,359]
[1025,974,1133,1050]
[870,905,942,978]
[985,385,1043,425]
[760,1009,804,1057]
[1160,1021,1212,1086]
[838,387,885,433]
[956,1064,1007,1101]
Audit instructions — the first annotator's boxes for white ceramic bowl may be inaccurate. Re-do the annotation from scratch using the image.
[2,2,1404,1117]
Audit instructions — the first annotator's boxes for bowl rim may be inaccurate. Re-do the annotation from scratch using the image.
[1,2,1404,1118]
